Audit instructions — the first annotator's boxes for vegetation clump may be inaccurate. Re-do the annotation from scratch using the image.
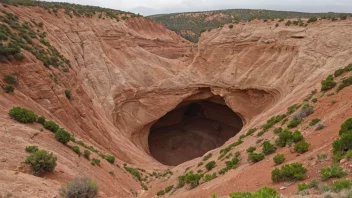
[271,162,307,182]
[262,140,276,155]
[320,165,347,180]
[43,120,59,132]
[105,155,115,164]
[55,128,71,144]
[91,158,101,166]
[9,106,37,123]
[248,152,265,163]
[273,154,285,165]
[25,145,38,153]
[25,149,57,175]
[321,75,336,91]
[59,177,98,198]
[124,166,142,181]
[72,146,81,156]
[202,153,212,161]
[229,187,279,198]
[294,140,310,154]
[309,118,321,126]
[205,161,216,171]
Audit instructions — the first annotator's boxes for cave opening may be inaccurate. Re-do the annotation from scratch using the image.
[148,96,243,166]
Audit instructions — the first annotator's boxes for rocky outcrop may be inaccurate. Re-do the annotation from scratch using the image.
[1,4,352,198]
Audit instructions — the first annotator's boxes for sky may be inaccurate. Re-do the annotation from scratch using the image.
[45,0,352,16]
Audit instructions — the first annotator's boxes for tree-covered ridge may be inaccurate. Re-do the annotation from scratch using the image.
[149,9,349,42]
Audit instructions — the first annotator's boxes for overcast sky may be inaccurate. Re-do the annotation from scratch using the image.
[45,0,352,16]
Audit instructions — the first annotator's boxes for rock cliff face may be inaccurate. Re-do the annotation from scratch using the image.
[1,4,352,198]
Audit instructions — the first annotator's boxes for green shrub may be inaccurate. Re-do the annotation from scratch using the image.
[262,115,286,131]
[333,131,352,158]
[294,141,310,154]
[309,118,321,126]
[91,158,101,166]
[55,128,71,144]
[230,187,279,198]
[298,183,309,191]
[203,153,212,161]
[317,153,328,162]
[320,165,346,180]
[184,172,202,187]
[339,118,352,135]
[43,120,59,132]
[225,157,239,169]
[14,52,24,61]
[124,166,141,181]
[4,84,14,93]
[204,173,217,182]
[234,151,240,157]
[25,149,57,174]
[308,179,319,189]
[246,146,256,153]
[105,155,115,164]
[307,17,318,23]
[3,74,18,85]
[246,128,257,136]
[37,116,45,124]
[177,175,185,188]
[248,152,265,163]
[287,119,302,128]
[273,127,283,134]
[262,140,276,155]
[83,150,90,160]
[197,162,203,167]
[275,129,293,147]
[321,75,336,91]
[334,68,345,77]
[271,162,307,183]
[205,161,216,171]
[64,89,71,100]
[165,185,174,193]
[337,77,352,92]
[292,130,304,143]
[9,106,37,123]
[332,179,352,192]
[156,190,165,196]
[287,104,301,115]
[72,146,81,156]
[59,177,98,198]
[25,145,38,153]
[273,154,285,165]
[311,98,317,103]
[339,14,348,20]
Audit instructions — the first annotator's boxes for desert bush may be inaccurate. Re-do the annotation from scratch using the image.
[197,162,203,167]
[339,14,348,20]
[271,162,307,182]
[184,172,202,187]
[230,187,279,198]
[72,146,81,156]
[9,106,37,123]
[204,173,217,182]
[273,154,285,165]
[311,98,318,103]
[203,153,212,161]
[205,161,216,171]
[321,75,336,91]
[309,118,321,126]
[25,145,38,153]
[64,89,71,100]
[246,128,257,136]
[4,84,14,93]
[225,157,239,169]
[262,140,276,155]
[339,118,352,136]
[292,130,304,143]
[25,149,57,174]
[320,165,346,180]
[292,104,314,120]
[3,74,18,85]
[309,179,319,189]
[287,104,301,115]
[91,158,101,166]
[337,77,352,92]
[307,17,318,23]
[248,152,265,163]
[43,120,59,132]
[124,166,141,181]
[165,185,173,193]
[83,150,91,160]
[156,190,165,196]
[315,122,325,131]
[332,179,351,192]
[298,183,309,191]
[37,116,46,124]
[333,130,352,159]
[294,140,310,154]
[262,114,286,131]
[14,52,24,61]
[273,127,283,134]
[317,153,328,162]
[55,128,71,144]
[275,129,293,147]
[287,119,302,128]
[246,146,256,153]
[105,155,115,164]
[335,68,345,77]
[59,177,98,198]
[234,151,240,157]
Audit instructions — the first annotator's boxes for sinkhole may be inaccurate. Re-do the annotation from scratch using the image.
[148,96,243,166]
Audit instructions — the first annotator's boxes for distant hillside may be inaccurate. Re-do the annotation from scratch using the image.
[149,9,348,42]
